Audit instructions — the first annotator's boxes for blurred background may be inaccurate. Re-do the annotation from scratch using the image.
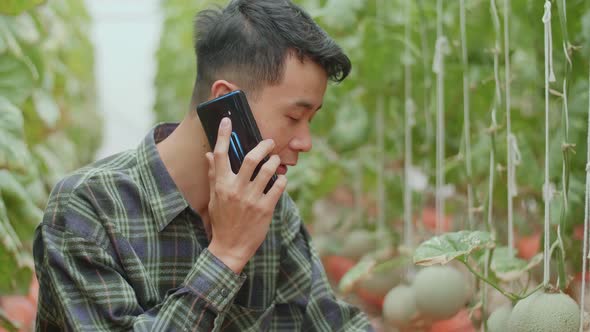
[1,0,590,331]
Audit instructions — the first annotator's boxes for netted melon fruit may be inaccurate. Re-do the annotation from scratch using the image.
[339,229,375,260]
[413,265,467,320]
[382,284,417,328]
[507,292,580,332]
[487,305,512,332]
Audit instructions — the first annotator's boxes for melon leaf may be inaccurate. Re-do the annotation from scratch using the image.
[413,231,495,265]
[484,247,543,282]
[338,259,376,294]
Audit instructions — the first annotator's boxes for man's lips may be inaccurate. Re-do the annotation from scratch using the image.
[277,164,295,175]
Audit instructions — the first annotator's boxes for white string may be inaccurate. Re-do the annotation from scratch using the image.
[563,80,570,207]
[491,0,502,104]
[579,66,590,332]
[507,134,521,198]
[375,0,387,249]
[460,0,474,228]
[484,3,501,329]
[542,0,555,286]
[434,0,448,235]
[504,0,516,257]
[544,2,557,83]
[403,0,415,250]
[432,37,450,75]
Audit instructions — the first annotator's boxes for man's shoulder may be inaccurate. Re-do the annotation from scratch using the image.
[41,149,141,236]
[49,149,139,200]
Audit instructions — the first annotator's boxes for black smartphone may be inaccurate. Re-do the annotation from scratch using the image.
[196,90,277,193]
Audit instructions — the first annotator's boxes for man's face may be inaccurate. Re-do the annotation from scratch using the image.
[248,55,328,175]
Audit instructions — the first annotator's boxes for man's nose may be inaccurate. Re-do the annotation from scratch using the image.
[291,125,312,152]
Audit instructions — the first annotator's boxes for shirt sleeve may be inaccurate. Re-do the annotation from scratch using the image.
[279,195,374,332]
[33,190,245,332]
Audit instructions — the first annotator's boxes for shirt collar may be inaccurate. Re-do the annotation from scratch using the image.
[137,123,189,231]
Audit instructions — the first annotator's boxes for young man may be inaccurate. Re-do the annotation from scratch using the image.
[33,0,373,331]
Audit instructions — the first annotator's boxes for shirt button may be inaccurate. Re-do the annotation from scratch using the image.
[220,288,228,297]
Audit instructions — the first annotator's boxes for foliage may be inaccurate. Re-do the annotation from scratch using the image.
[152,0,590,270]
[0,0,101,302]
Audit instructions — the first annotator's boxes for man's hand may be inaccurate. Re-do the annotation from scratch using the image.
[206,117,287,274]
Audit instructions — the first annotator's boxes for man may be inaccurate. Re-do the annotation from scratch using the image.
[33,0,374,331]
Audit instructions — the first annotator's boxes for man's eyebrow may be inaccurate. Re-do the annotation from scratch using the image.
[294,100,323,111]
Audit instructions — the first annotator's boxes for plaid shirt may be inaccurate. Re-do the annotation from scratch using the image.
[33,123,372,332]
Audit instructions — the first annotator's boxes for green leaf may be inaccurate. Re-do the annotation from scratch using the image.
[413,231,495,265]
[32,89,60,128]
[327,97,370,153]
[0,196,34,294]
[487,247,543,282]
[0,53,35,105]
[0,170,43,235]
[0,132,31,174]
[0,0,45,16]
[3,13,39,44]
[338,259,376,294]
[0,96,24,138]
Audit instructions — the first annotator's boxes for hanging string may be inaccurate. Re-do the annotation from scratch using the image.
[460,0,474,228]
[579,66,590,332]
[503,0,517,258]
[507,134,521,198]
[563,79,570,208]
[403,0,415,251]
[374,0,388,249]
[542,0,556,287]
[483,3,502,328]
[434,0,448,235]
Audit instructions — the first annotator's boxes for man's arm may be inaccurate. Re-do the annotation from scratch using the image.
[279,196,374,332]
[33,188,245,332]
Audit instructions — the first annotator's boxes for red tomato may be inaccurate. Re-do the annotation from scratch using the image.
[321,255,356,284]
[0,295,36,332]
[516,232,541,260]
[574,224,585,241]
[419,207,452,233]
[355,287,385,310]
[430,309,475,332]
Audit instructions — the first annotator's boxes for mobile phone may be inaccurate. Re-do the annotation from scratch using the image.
[196,90,277,193]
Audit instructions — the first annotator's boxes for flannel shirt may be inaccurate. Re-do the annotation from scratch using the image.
[33,123,372,331]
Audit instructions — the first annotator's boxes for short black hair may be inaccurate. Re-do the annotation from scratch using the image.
[191,0,351,104]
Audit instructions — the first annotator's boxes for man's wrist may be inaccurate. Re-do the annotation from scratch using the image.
[208,241,248,274]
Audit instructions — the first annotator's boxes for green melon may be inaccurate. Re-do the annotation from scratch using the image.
[487,305,512,332]
[507,292,580,332]
[382,284,417,328]
[413,265,467,320]
[339,229,375,260]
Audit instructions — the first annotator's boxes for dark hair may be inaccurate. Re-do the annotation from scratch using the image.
[191,0,351,104]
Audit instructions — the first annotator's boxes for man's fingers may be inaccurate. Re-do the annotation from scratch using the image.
[262,174,287,205]
[213,117,232,174]
[206,152,216,198]
[251,154,280,194]
[237,139,275,185]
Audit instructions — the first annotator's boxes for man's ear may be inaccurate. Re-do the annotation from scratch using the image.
[209,80,237,99]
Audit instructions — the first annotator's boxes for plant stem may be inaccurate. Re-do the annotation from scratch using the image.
[459,259,518,302]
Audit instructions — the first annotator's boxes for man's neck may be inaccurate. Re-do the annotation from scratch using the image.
[156,114,212,221]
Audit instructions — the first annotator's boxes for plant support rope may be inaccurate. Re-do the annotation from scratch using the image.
[542,0,556,286]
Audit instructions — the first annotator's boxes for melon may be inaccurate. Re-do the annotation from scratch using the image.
[487,305,512,332]
[507,292,579,332]
[413,265,467,320]
[382,284,418,328]
[339,229,375,260]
